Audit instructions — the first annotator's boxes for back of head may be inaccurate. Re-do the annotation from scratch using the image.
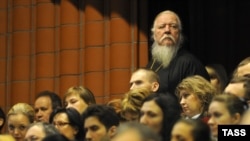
[113,121,161,141]
[7,103,35,123]
[82,104,120,129]
[106,99,122,114]
[27,122,59,136]
[121,88,151,120]
[106,99,126,122]
[190,119,211,141]
[36,90,62,111]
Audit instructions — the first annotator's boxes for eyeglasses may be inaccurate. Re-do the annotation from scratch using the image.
[53,122,71,127]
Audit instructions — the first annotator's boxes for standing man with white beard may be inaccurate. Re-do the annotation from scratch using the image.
[146,10,210,95]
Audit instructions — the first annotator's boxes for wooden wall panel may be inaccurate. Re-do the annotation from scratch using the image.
[0,0,148,112]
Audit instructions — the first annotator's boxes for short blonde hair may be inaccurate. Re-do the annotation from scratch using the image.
[64,86,96,105]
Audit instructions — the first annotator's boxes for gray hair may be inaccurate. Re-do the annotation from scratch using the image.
[151,10,182,35]
[27,122,59,136]
[115,122,161,141]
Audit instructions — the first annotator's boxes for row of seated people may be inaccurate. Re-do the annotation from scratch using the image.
[1,86,249,141]
[1,53,250,141]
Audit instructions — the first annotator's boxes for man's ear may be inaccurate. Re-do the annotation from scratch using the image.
[247,100,250,107]
[0,118,3,126]
[152,82,160,92]
[108,125,117,138]
[232,113,241,124]
[73,126,79,135]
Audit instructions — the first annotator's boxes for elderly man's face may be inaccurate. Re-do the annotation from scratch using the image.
[153,13,180,46]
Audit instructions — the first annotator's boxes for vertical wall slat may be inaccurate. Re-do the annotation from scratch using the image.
[0,0,149,110]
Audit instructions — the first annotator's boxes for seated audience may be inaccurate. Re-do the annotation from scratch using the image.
[205,63,228,93]
[82,104,119,141]
[50,107,84,141]
[34,90,62,123]
[25,122,59,141]
[171,118,211,141]
[208,94,248,141]
[7,103,35,141]
[176,75,217,123]
[63,86,96,116]
[140,93,181,141]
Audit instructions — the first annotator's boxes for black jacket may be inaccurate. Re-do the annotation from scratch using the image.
[146,48,210,94]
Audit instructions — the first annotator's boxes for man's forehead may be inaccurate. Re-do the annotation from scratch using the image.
[225,83,244,90]
[155,13,178,23]
[85,116,103,126]
[35,96,52,104]
[133,71,148,78]
[130,72,147,81]
[224,83,245,97]
[237,63,250,77]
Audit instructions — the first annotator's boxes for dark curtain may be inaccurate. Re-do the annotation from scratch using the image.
[148,0,250,77]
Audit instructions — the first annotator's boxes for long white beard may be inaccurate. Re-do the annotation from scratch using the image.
[152,43,178,68]
[151,33,183,68]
